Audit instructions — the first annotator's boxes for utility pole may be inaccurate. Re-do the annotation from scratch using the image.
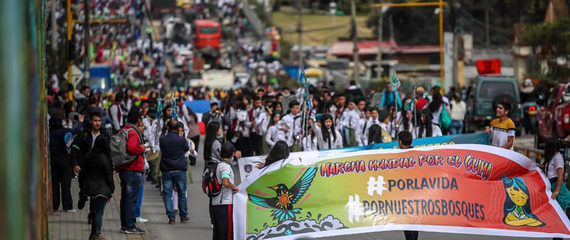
[377,3,383,81]
[389,15,394,42]
[351,0,360,83]
[298,0,303,72]
[66,0,74,101]
[485,9,489,49]
[84,0,91,86]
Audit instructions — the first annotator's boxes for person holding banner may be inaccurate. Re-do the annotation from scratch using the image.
[311,114,343,150]
[486,102,515,150]
[397,130,420,240]
[264,141,290,167]
[413,109,442,139]
[212,143,239,240]
[543,138,570,237]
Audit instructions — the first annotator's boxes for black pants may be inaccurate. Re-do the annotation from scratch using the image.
[250,133,262,156]
[51,159,73,211]
[212,204,233,240]
[404,231,419,240]
[235,137,252,157]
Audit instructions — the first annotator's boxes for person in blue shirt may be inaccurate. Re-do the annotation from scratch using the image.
[380,82,402,110]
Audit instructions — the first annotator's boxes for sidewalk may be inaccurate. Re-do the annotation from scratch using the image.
[48,176,150,240]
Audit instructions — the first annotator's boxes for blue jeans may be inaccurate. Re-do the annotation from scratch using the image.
[90,196,107,237]
[449,120,464,135]
[135,174,144,218]
[119,170,142,229]
[162,171,188,219]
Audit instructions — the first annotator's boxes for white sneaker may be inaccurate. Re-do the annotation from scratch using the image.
[66,209,77,213]
[136,217,148,223]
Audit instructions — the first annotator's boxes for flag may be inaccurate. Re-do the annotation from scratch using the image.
[390,70,401,90]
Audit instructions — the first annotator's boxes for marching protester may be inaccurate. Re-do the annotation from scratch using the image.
[265,113,285,151]
[397,130,419,240]
[380,82,402,110]
[302,125,319,151]
[109,93,125,134]
[159,119,190,224]
[211,143,239,240]
[356,107,372,146]
[367,125,384,145]
[49,114,84,213]
[264,141,290,167]
[278,100,302,150]
[543,138,570,240]
[82,134,115,240]
[485,102,515,150]
[449,93,466,135]
[311,114,343,150]
[413,109,442,139]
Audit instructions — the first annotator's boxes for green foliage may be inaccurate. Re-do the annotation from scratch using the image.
[523,20,570,55]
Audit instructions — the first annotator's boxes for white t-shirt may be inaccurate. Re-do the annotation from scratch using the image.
[547,153,564,179]
[213,161,234,205]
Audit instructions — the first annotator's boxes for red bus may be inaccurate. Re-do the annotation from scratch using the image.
[194,20,221,49]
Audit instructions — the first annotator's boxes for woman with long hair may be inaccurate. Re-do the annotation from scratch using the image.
[427,91,446,128]
[399,109,414,132]
[367,124,383,145]
[302,125,319,151]
[265,141,290,167]
[543,138,570,229]
[82,134,115,240]
[204,121,222,165]
[265,113,285,151]
[312,114,343,150]
[413,109,442,138]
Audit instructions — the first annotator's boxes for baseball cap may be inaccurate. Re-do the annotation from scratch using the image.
[210,98,219,105]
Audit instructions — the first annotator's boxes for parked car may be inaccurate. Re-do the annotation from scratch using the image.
[536,83,570,148]
[465,75,522,136]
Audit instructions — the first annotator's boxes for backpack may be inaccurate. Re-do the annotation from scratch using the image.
[202,161,229,198]
[439,106,452,130]
[110,128,137,167]
[63,129,74,154]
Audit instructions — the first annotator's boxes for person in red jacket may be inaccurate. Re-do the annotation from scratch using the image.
[118,109,147,234]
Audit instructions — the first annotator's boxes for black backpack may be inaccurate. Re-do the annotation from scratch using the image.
[202,161,229,198]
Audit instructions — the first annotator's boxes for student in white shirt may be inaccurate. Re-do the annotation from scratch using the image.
[277,100,302,148]
[302,125,319,151]
[341,101,360,147]
[362,107,382,146]
[543,137,570,211]
[413,109,442,138]
[377,109,393,143]
[312,114,343,150]
[356,107,372,146]
[265,113,285,150]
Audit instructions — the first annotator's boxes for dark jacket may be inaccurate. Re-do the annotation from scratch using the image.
[70,126,109,168]
[159,132,190,172]
[50,122,83,166]
[82,151,115,198]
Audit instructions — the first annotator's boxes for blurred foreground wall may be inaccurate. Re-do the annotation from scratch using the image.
[0,0,48,239]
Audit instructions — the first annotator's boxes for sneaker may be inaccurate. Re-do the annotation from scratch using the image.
[180,216,189,223]
[89,234,106,240]
[136,217,148,223]
[65,209,77,213]
[122,227,146,234]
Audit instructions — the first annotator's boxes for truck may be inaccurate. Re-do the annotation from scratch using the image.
[536,82,570,148]
[464,75,522,135]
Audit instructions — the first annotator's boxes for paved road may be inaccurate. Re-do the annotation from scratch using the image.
[139,136,559,240]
